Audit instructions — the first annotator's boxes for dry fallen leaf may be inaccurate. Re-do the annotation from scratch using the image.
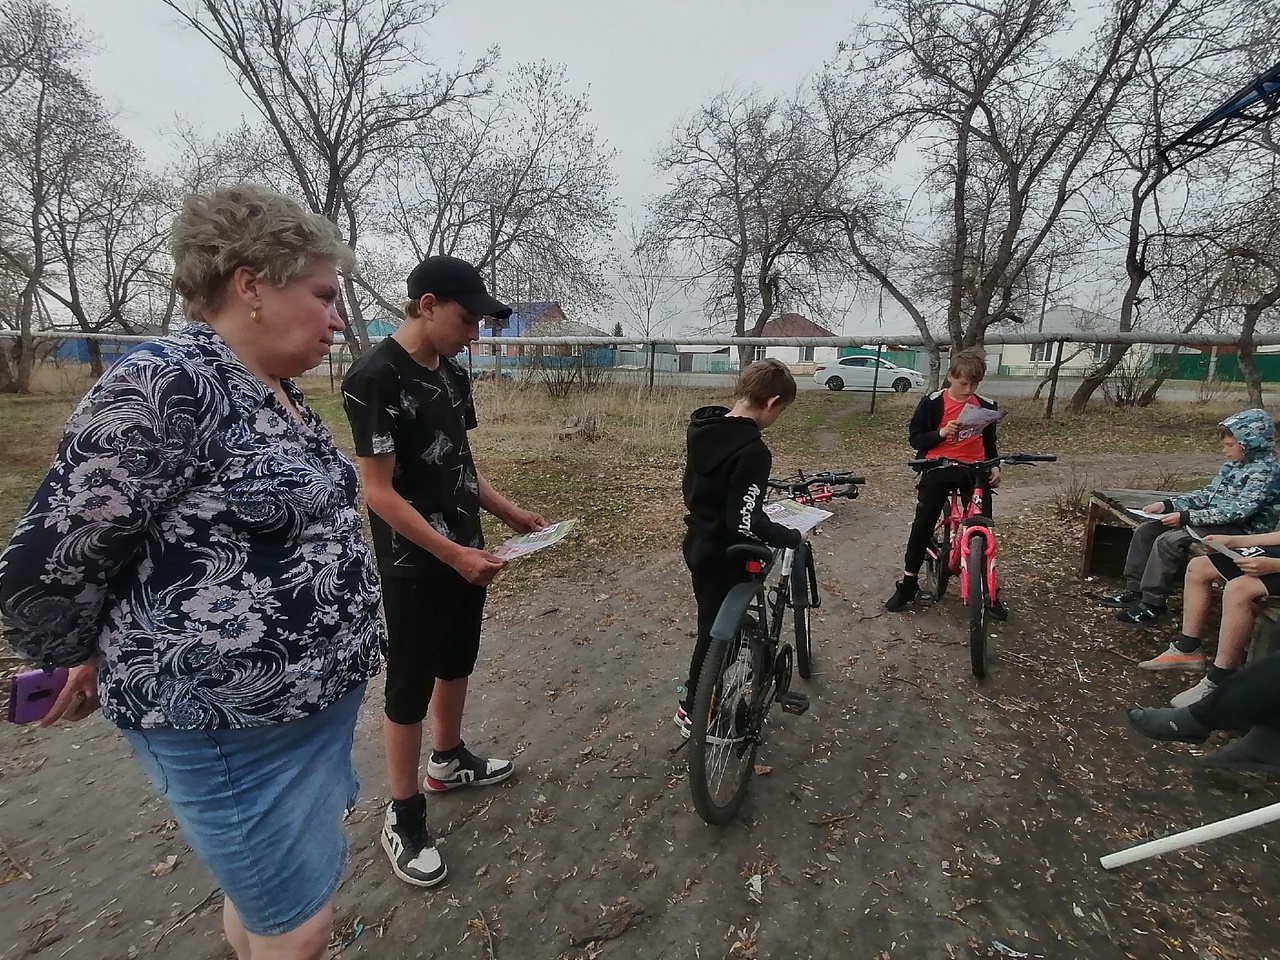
[753,764,773,776]
[149,855,179,877]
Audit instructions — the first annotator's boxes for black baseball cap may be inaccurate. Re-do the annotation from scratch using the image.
[406,255,512,320]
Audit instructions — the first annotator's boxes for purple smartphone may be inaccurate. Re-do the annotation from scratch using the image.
[6,668,69,725]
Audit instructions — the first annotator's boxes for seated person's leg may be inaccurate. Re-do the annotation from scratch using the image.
[1118,528,1193,626]
[1171,572,1273,707]
[1211,576,1267,672]
[1106,520,1166,606]
[1127,655,1280,771]
[1139,556,1219,670]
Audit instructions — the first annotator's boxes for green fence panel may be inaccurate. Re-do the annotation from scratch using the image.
[1148,353,1280,383]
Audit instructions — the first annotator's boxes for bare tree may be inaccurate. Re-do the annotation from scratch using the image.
[372,60,617,319]
[1067,0,1269,409]
[162,0,494,352]
[610,217,680,340]
[0,0,96,392]
[651,89,844,367]
[38,143,173,373]
[828,0,1201,367]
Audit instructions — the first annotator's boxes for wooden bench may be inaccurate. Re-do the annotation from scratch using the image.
[1079,488,1180,579]
[1080,486,1276,661]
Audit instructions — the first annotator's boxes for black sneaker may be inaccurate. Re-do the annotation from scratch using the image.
[1125,707,1209,743]
[1099,589,1141,608]
[989,598,1009,622]
[424,741,514,792]
[1200,727,1280,773]
[381,798,447,888]
[1116,602,1168,627]
[885,578,919,612]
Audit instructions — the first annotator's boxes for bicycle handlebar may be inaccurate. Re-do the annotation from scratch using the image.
[768,471,866,490]
[768,471,865,502]
[907,453,1057,472]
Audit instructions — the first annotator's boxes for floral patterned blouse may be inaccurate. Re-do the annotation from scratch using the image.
[0,324,383,730]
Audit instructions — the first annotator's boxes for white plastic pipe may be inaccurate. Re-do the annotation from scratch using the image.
[1101,801,1280,870]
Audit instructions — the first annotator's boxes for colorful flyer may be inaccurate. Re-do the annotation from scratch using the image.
[762,499,833,534]
[491,519,579,561]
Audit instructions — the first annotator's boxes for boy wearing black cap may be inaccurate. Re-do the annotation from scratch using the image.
[342,256,546,888]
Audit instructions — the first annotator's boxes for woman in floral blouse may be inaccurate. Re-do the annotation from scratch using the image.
[0,184,383,960]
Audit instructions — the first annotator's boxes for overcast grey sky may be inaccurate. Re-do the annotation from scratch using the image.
[57,0,922,333]
[64,0,867,214]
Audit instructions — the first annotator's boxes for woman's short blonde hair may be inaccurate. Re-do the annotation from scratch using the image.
[171,184,357,321]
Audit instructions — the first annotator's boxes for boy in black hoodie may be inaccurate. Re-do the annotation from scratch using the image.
[677,359,803,737]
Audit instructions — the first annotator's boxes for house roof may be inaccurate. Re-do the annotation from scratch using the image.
[497,301,561,335]
[527,317,611,339]
[759,313,836,337]
[1037,305,1119,335]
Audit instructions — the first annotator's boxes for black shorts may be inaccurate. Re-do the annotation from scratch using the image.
[380,571,487,725]
[1208,546,1280,597]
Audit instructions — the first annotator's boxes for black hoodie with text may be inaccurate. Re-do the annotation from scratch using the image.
[682,406,802,549]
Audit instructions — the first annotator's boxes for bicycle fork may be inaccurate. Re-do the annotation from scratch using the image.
[958,524,997,605]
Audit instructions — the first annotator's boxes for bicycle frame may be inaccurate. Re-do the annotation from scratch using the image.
[931,481,999,607]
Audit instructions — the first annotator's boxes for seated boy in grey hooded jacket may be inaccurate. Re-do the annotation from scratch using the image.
[1099,408,1280,627]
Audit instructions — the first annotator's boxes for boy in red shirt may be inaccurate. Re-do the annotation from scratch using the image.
[885,348,1005,615]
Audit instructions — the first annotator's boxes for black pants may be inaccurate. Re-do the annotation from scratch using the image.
[683,533,750,702]
[903,467,992,574]
[1122,521,1243,606]
[1190,654,1280,730]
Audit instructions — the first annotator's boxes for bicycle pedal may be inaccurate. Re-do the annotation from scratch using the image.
[779,692,810,716]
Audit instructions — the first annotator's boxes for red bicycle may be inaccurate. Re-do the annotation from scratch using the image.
[911,453,1057,679]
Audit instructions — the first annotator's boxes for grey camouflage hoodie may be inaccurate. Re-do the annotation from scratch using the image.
[1164,408,1280,533]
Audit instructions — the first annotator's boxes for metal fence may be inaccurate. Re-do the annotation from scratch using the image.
[7,328,1280,396]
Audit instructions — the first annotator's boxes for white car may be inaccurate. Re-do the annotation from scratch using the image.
[813,356,925,392]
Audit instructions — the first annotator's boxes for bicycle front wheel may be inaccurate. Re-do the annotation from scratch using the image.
[689,617,764,825]
[967,532,988,679]
[926,525,951,599]
[792,542,816,679]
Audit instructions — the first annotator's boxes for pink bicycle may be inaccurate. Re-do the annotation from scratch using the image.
[911,453,1057,679]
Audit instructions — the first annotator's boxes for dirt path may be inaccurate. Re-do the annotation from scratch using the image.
[2,457,1277,960]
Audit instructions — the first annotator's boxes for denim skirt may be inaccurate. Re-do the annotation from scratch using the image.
[120,683,366,936]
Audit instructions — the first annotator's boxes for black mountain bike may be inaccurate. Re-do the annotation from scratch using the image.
[688,471,863,825]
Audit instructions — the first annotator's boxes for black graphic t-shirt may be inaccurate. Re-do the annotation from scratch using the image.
[342,338,482,577]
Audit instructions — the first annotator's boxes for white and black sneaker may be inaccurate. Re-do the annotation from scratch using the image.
[424,741,514,792]
[381,796,447,888]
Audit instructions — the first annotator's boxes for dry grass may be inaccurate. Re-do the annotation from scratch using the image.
[0,382,1250,597]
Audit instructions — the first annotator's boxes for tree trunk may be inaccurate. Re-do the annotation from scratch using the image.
[87,338,104,378]
[0,342,17,393]
[14,334,34,393]
[1137,346,1185,407]
[1238,301,1269,410]
[924,342,943,392]
[342,275,371,356]
[160,286,179,335]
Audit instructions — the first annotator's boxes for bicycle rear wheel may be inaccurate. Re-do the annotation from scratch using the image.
[967,532,988,679]
[926,524,951,600]
[792,542,816,679]
[689,616,764,825]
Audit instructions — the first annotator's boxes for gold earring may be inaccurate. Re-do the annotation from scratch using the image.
[250,309,261,323]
